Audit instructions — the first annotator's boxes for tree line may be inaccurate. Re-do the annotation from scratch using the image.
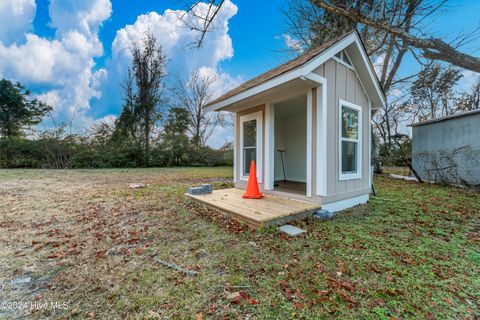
[0,32,232,169]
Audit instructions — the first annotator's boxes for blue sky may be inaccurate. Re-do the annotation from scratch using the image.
[0,0,478,147]
[31,0,291,81]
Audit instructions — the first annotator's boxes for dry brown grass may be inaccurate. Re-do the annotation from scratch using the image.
[1,168,479,319]
[0,168,233,319]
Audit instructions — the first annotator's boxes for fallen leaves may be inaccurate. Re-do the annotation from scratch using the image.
[239,291,258,305]
[402,257,416,265]
[370,298,385,308]
[2,169,480,319]
[95,251,107,259]
[327,277,355,292]
[227,291,258,305]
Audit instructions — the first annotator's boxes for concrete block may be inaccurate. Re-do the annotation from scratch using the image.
[278,224,306,236]
[187,187,205,195]
[313,209,334,220]
[200,184,212,193]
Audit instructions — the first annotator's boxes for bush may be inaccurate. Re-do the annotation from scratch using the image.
[0,138,43,168]
[0,137,232,169]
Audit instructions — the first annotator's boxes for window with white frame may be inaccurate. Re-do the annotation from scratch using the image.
[239,111,262,182]
[339,100,362,180]
[243,119,256,175]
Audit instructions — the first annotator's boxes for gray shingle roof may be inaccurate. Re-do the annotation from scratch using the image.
[208,31,354,107]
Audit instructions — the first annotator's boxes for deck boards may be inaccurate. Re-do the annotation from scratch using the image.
[186,188,321,228]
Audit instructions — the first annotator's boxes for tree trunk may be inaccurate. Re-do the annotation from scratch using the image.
[144,109,150,165]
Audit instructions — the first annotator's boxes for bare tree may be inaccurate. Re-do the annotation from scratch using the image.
[174,70,225,148]
[457,76,480,112]
[178,0,225,48]
[410,63,462,119]
[113,70,137,141]
[310,0,480,72]
[284,0,454,156]
[182,0,480,158]
[131,32,168,163]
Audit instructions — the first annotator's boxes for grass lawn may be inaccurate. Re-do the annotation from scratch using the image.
[0,167,479,319]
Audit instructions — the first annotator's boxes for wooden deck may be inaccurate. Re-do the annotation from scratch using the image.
[186,188,321,228]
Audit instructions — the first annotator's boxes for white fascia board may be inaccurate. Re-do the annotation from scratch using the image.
[352,33,386,107]
[302,33,357,75]
[303,72,327,85]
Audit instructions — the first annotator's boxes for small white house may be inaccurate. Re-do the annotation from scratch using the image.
[208,30,385,213]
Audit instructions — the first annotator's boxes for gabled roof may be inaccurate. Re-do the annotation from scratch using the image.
[208,30,386,111]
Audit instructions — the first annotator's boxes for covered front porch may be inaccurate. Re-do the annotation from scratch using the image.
[230,74,327,202]
[186,188,321,228]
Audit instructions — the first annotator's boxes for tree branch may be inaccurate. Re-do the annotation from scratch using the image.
[312,0,480,72]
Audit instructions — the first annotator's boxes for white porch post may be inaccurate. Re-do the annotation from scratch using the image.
[306,90,313,197]
[233,112,238,184]
[315,79,328,196]
[302,72,328,196]
[264,103,274,190]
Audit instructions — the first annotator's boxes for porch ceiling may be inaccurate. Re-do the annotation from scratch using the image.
[275,95,307,116]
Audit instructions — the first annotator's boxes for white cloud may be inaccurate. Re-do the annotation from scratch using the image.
[281,34,304,53]
[98,0,241,147]
[208,124,232,149]
[94,114,116,126]
[458,69,479,90]
[389,88,403,98]
[0,0,36,45]
[48,0,111,37]
[109,1,237,79]
[0,0,240,145]
[0,0,111,131]
[372,53,388,79]
[104,1,238,104]
[196,66,241,98]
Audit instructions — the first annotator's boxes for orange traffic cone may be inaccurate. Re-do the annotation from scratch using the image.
[243,160,263,199]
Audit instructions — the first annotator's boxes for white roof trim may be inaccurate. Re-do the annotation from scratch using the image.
[209,32,385,111]
[351,32,386,106]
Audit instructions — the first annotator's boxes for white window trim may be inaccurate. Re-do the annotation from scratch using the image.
[239,111,263,183]
[338,99,362,181]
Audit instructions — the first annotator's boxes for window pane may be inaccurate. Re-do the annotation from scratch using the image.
[244,148,256,175]
[342,141,357,173]
[243,119,256,147]
[342,107,358,139]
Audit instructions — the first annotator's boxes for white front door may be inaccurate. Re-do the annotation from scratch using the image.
[239,111,263,183]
